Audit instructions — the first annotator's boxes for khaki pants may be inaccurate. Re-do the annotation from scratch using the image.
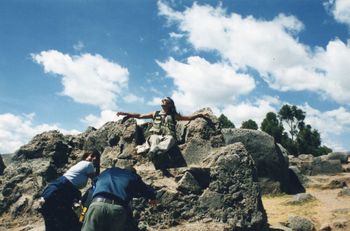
[136,135,176,154]
[81,201,127,231]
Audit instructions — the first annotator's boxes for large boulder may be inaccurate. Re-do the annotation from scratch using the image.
[178,108,224,166]
[222,128,295,194]
[326,152,349,164]
[133,142,267,230]
[289,154,343,175]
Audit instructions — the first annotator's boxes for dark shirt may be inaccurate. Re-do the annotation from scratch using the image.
[92,167,156,205]
[41,176,81,207]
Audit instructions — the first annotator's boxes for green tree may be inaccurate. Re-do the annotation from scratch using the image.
[278,104,305,141]
[218,114,235,128]
[261,112,284,143]
[241,119,258,130]
[316,145,333,156]
[296,124,321,155]
[281,132,298,156]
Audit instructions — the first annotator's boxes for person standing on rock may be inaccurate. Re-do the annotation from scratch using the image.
[39,149,100,231]
[81,166,157,231]
[117,96,208,168]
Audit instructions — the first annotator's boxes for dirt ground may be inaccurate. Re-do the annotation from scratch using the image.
[263,171,350,231]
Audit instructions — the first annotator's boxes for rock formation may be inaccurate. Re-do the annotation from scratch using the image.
[221,128,303,194]
[0,110,306,230]
[289,154,343,176]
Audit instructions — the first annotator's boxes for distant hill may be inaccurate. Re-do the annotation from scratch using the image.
[1,153,14,166]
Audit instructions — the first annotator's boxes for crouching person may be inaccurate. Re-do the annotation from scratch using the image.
[81,166,157,231]
[39,150,100,231]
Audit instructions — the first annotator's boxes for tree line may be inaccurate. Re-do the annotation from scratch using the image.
[218,104,332,157]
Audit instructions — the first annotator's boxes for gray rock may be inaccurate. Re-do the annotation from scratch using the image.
[325,179,347,189]
[199,142,268,230]
[177,171,202,194]
[0,109,271,230]
[326,152,349,164]
[289,166,308,185]
[288,193,316,204]
[338,187,350,197]
[277,143,290,165]
[289,155,343,176]
[287,215,315,231]
[311,159,342,175]
[1,153,14,166]
[222,128,295,194]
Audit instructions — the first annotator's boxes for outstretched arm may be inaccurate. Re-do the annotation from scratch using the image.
[176,112,210,121]
[116,111,154,119]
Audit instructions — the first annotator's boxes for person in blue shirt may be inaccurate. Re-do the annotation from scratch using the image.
[81,166,157,231]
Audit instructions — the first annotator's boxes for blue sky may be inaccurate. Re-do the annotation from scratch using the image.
[1,0,350,153]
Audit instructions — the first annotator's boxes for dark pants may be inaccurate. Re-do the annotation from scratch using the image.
[40,176,81,231]
[40,199,80,231]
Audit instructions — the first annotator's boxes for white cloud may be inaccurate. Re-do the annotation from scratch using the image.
[302,104,350,135]
[0,113,79,154]
[73,41,85,51]
[148,97,163,106]
[157,56,255,112]
[81,110,119,129]
[221,96,280,128]
[314,39,350,104]
[32,50,129,110]
[158,1,350,105]
[327,0,350,26]
[301,103,350,151]
[81,110,147,128]
[123,94,145,103]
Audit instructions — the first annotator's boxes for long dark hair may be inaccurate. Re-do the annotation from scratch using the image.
[165,96,178,116]
[81,149,101,175]
[165,96,179,124]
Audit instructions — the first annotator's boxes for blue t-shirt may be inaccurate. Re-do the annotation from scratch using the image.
[93,167,156,204]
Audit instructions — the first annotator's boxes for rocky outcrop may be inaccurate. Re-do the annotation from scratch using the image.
[326,152,349,164]
[289,154,343,176]
[133,143,267,230]
[221,128,300,194]
[1,110,293,230]
[177,108,224,165]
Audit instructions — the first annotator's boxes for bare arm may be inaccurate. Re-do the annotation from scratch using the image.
[116,111,154,119]
[176,112,210,121]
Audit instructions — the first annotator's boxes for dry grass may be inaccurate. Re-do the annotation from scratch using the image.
[263,172,350,230]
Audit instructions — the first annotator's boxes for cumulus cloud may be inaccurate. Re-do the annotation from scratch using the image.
[123,94,145,103]
[32,50,129,110]
[157,56,255,112]
[221,96,280,128]
[314,39,350,104]
[326,0,350,26]
[157,1,350,105]
[0,113,80,154]
[301,103,350,151]
[81,110,119,129]
[81,110,147,128]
